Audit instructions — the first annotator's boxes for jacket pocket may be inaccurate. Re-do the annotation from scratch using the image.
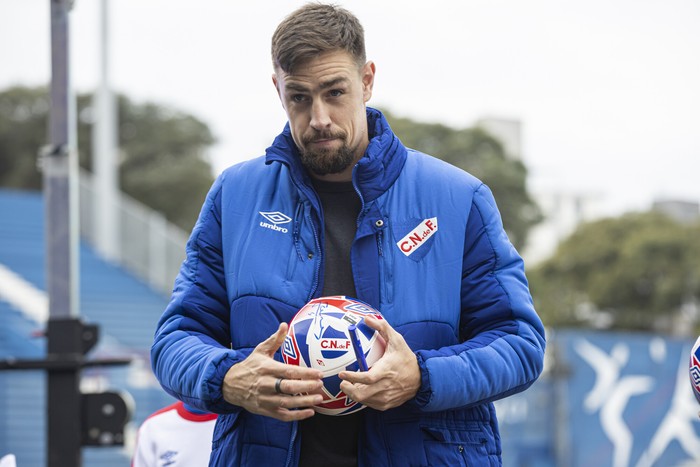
[420,423,494,467]
[241,444,288,466]
[211,412,239,453]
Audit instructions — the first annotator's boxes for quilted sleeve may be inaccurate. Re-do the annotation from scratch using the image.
[414,183,546,411]
[151,173,244,414]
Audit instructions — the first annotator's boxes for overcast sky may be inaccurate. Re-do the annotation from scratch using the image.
[2,0,699,216]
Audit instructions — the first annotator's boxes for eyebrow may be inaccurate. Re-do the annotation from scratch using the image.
[284,76,350,93]
[319,77,350,90]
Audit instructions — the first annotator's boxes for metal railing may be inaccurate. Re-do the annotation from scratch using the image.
[78,170,188,296]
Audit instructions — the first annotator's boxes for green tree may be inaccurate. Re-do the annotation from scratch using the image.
[528,211,700,332]
[0,86,48,190]
[0,85,215,232]
[383,110,540,249]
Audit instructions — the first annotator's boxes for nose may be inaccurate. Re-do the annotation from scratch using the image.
[310,100,331,131]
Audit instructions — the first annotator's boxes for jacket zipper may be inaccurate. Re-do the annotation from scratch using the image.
[307,207,322,302]
[376,228,384,256]
[351,165,366,228]
[376,225,392,304]
[289,174,323,302]
[285,421,298,467]
[292,202,304,261]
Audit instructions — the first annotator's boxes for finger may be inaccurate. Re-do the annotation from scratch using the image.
[363,315,392,342]
[254,396,319,422]
[338,380,376,406]
[258,394,323,421]
[365,316,413,356]
[274,375,324,395]
[275,393,324,410]
[270,406,317,422]
[339,379,402,412]
[251,356,324,381]
[339,380,360,398]
[255,322,289,357]
[339,368,375,384]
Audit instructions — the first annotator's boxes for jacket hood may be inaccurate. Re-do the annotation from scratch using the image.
[265,107,407,203]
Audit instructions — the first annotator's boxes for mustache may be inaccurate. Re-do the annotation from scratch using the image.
[301,130,346,145]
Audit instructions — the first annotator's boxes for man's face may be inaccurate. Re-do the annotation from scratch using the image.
[273,50,375,181]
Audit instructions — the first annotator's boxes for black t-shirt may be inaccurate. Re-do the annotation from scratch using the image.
[299,178,362,467]
[311,178,360,297]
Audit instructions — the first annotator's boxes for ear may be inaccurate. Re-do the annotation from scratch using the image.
[272,73,281,99]
[361,61,376,103]
[272,73,288,111]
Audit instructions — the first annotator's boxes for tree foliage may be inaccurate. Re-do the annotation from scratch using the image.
[0,86,48,190]
[0,85,215,232]
[528,211,700,332]
[383,110,541,249]
[1,87,540,241]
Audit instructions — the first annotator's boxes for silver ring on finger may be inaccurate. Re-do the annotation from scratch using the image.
[275,377,286,395]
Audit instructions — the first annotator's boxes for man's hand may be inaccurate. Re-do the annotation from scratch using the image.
[222,322,324,421]
[339,316,421,411]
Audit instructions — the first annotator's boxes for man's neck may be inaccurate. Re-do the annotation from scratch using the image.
[310,171,353,183]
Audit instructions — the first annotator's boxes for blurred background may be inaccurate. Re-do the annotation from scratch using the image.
[1,0,699,465]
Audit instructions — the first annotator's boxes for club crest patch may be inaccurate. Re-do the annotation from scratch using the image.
[394,217,438,260]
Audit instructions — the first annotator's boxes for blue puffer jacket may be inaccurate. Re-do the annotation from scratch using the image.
[151,107,546,466]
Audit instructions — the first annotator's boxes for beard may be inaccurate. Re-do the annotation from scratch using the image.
[298,131,357,176]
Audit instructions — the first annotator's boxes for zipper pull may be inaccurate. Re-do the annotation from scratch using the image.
[375,219,385,256]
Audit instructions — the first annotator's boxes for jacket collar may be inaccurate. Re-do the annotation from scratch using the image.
[265,107,407,203]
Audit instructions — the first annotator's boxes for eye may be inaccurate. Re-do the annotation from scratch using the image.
[329,89,344,98]
[292,94,307,103]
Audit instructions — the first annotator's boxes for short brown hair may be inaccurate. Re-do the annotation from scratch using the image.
[271,3,366,74]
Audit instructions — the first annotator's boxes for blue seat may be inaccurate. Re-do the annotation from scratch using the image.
[0,188,175,466]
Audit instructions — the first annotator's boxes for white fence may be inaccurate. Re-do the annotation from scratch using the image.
[78,171,188,296]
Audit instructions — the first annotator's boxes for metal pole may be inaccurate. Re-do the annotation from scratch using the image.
[93,0,120,262]
[45,0,82,465]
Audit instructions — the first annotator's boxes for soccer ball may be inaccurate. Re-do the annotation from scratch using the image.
[282,296,386,416]
[690,335,700,404]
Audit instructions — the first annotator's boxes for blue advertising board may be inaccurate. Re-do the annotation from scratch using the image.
[498,330,700,467]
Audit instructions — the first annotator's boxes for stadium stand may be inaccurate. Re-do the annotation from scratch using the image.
[0,188,175,466]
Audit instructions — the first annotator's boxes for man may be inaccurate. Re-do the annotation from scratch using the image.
[151,3,546,466]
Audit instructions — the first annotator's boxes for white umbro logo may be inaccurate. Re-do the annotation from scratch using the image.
[259,211,292,233]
